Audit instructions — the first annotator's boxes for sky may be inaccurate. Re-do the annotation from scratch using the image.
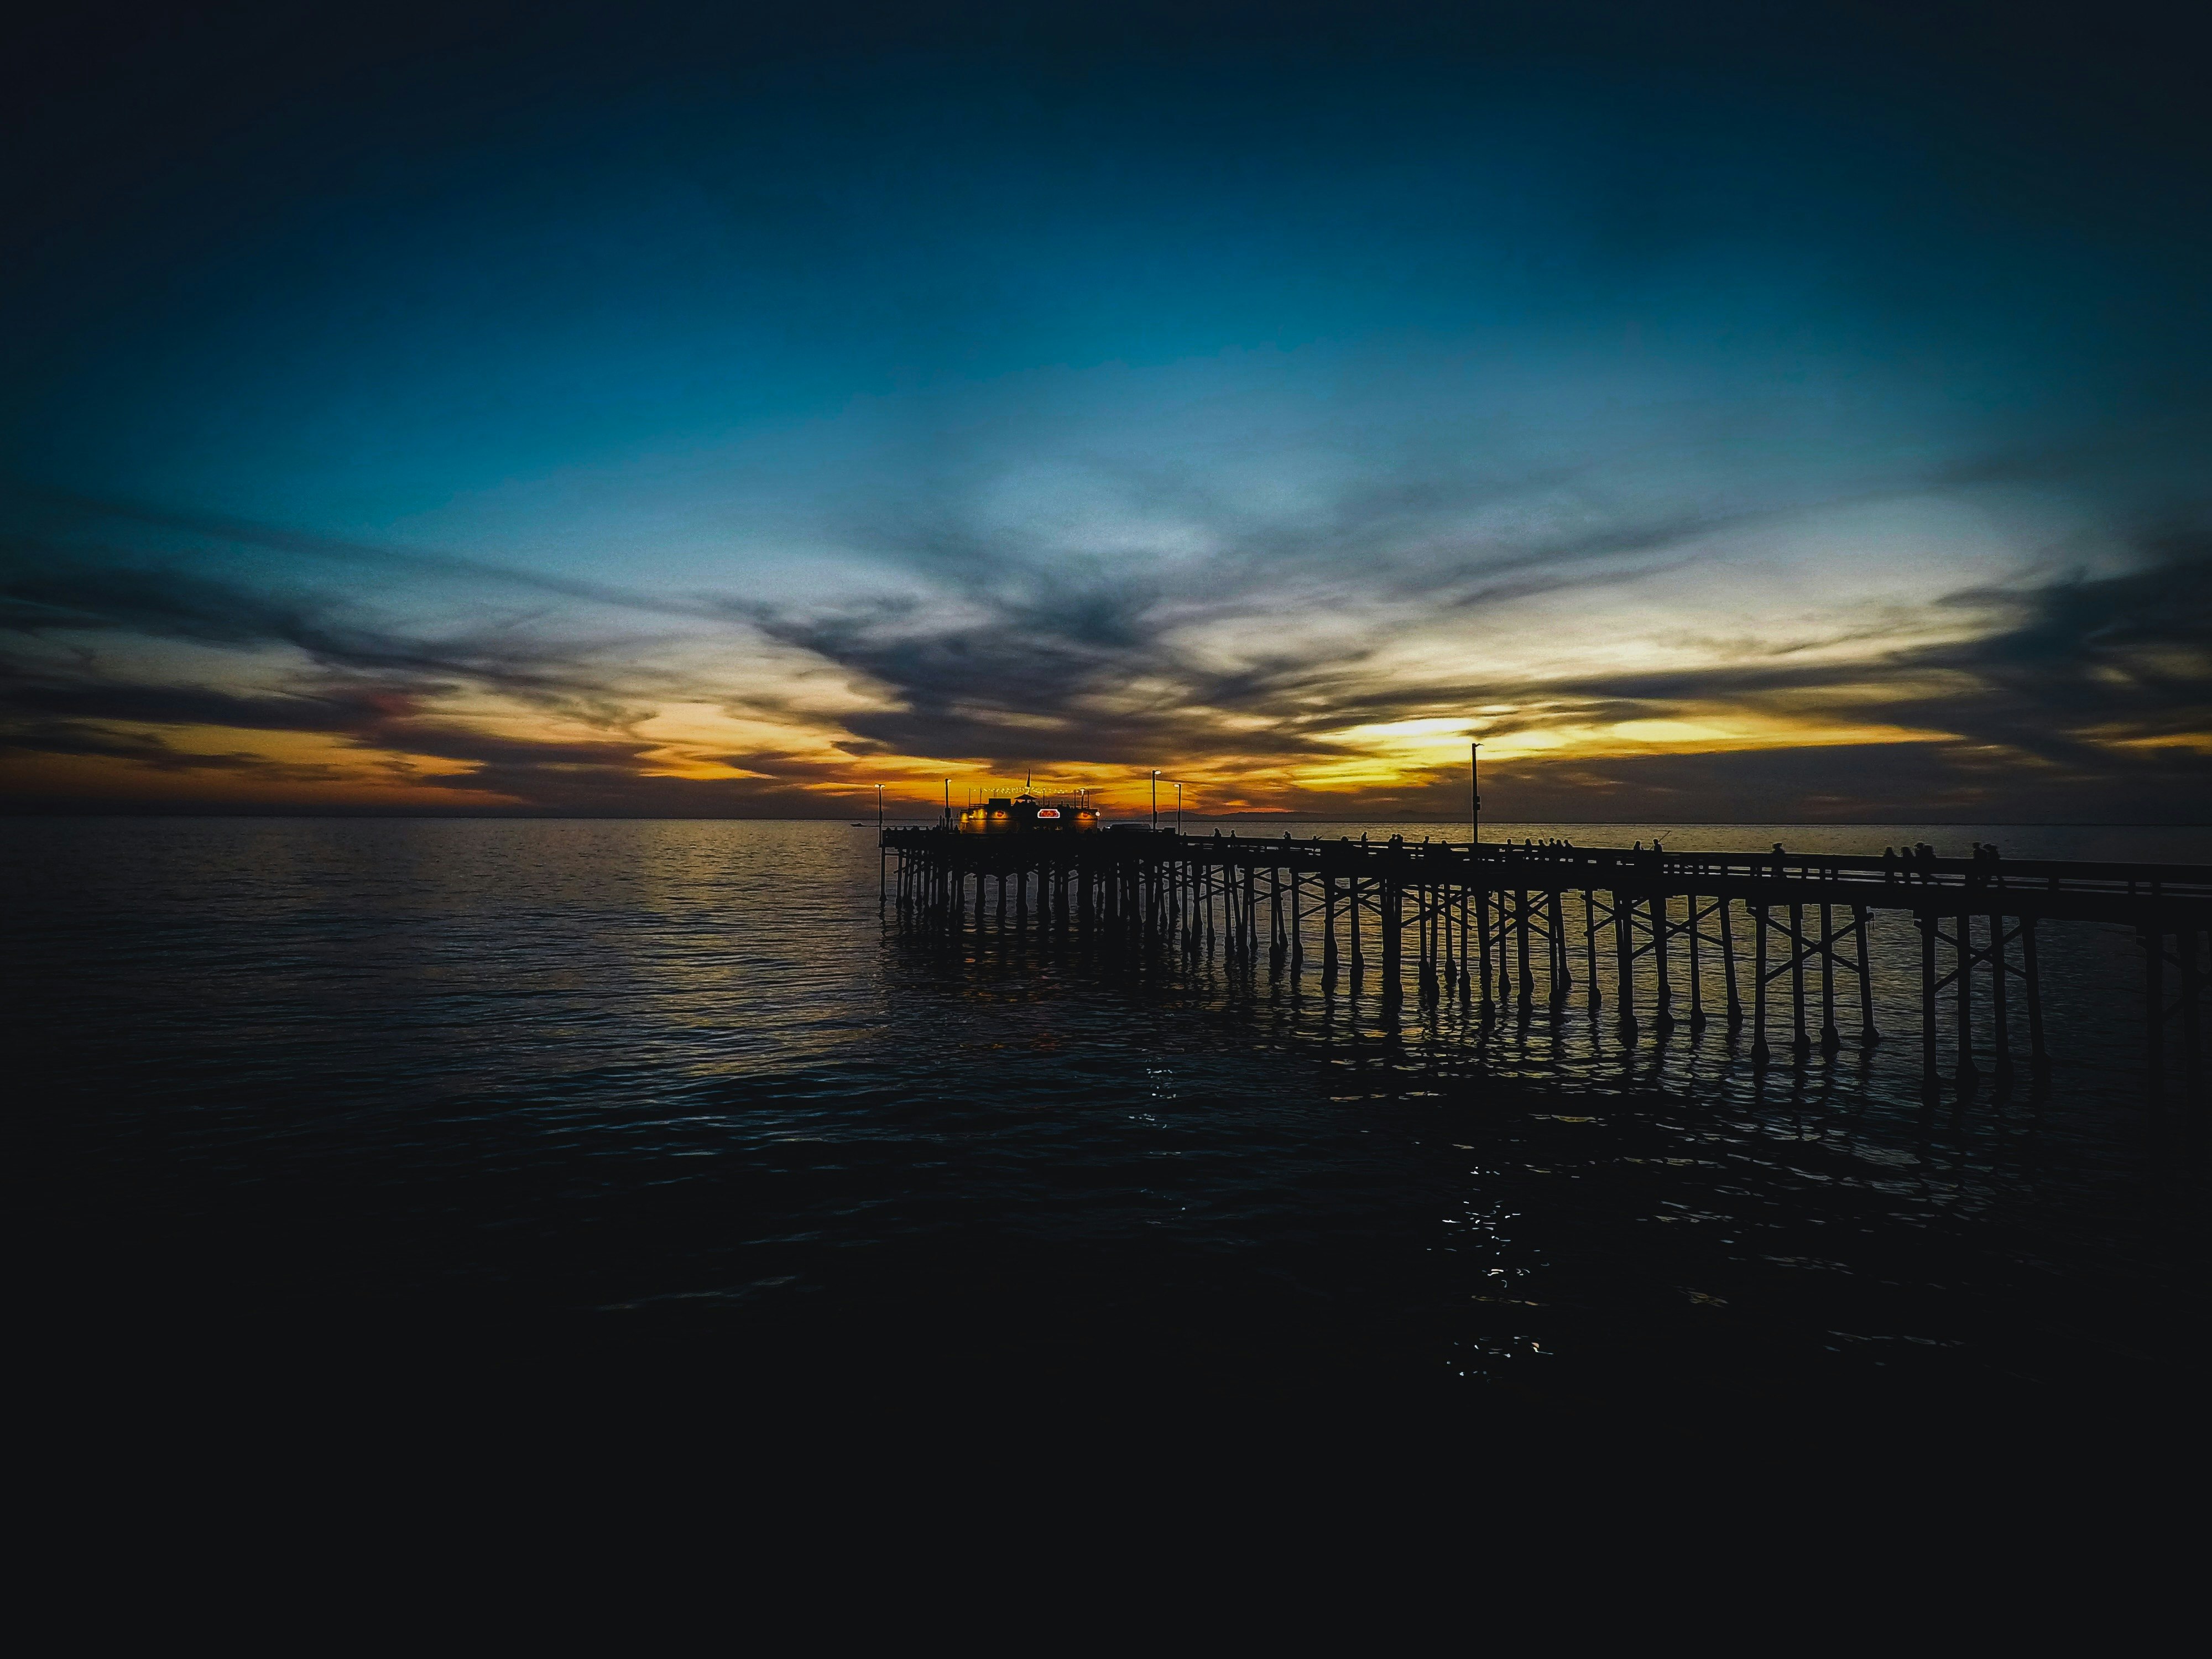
[4,1,2208,821]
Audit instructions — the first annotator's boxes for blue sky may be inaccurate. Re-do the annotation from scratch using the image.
[4,2,2207,818]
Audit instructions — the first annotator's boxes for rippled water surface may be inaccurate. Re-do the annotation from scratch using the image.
[14,817,2207,1408]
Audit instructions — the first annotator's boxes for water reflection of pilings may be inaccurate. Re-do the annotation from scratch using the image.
[883,827,2209,1105]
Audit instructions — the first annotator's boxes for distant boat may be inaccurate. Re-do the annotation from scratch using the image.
[851,822,867,826]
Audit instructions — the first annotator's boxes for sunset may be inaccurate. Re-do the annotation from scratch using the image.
[7,6,2206,823]
[11,3,2207,1437]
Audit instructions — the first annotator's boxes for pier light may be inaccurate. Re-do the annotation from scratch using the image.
[1154,778,1183,833]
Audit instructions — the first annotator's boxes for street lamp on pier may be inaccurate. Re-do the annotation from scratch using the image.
[1471,742,1481,847]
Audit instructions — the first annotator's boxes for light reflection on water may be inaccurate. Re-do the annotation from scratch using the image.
[11,816,2206,1406]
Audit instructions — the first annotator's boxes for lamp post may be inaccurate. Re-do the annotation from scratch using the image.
[1175,780,1182,834]
[1151,770,1159,831]
[943,778,951,825]
[1470,742,1481,847]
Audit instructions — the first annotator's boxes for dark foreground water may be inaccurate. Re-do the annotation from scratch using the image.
[13,818,2208,1415]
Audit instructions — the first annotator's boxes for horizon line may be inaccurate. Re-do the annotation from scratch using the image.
[3,811,2207,830]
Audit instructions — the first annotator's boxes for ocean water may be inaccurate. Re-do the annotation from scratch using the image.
[13,817,2207,1410]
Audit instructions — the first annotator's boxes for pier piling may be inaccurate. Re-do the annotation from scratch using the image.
[882,827,2208,1098]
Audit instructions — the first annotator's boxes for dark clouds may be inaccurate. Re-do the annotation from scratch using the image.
[3,4,2208,820]
[1516,526,2212,768]
[0,529,864,811]
[4,498,2206,819]
[759,514,2212,821]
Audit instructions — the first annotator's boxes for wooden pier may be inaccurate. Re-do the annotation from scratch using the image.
[883,828,2211,1095]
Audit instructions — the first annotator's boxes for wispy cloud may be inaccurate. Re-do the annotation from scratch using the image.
[3,446,2206,820]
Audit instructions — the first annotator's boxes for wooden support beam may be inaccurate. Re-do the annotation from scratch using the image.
[1548,889,1570,1006]
[1583,890,1601,1014]
[1956,912,1979,1088]
[2021,916,2045,1072]
[1990,915,2013,1083]
[1476,881,1493,1016]
[1751,904,1770,1066]
[1688,895,1706,1028]
[1380,867,1403,1003]
[1819,902,1840,1055]
[1616,889,1639,1037]
[1790,902,1809,1060]
[1854,904,1878,1045]
[1720,897,1743,1026]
